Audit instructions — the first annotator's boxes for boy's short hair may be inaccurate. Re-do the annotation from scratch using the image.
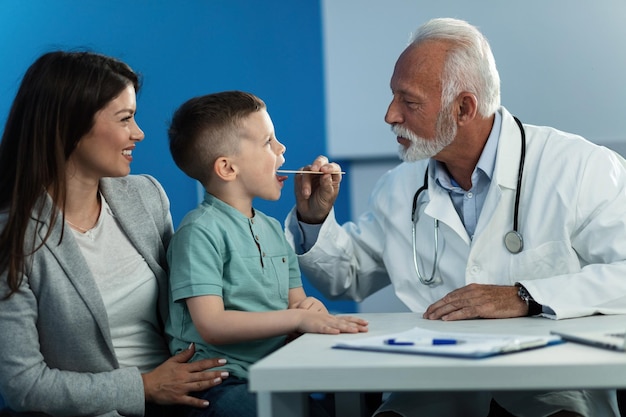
[168,90,266,185]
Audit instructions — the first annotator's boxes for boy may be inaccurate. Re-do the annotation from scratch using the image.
[165,91,368,417]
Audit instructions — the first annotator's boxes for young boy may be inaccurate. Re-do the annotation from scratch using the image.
[165,91,368,417]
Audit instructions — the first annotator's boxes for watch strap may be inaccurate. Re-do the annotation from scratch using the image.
[516,284,542,316]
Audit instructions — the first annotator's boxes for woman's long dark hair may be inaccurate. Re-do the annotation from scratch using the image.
[0,51,140,297]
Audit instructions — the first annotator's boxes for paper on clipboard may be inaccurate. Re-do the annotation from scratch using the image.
[333,326,562,359]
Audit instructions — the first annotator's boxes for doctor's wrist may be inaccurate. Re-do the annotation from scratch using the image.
[515,284,542,316]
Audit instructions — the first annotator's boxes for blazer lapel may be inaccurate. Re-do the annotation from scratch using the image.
[34,194,116,354]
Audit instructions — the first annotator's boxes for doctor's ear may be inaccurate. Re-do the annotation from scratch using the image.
[456,93,478,125]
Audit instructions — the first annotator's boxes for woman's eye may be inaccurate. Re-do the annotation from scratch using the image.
[120,110,136,122]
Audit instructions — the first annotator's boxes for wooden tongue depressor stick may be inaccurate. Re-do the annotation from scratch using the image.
[276,170,345,175]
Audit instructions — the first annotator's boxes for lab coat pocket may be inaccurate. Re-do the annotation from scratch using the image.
[509,240,580,282]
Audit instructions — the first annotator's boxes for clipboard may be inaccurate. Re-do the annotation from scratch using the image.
[333,326,563,359]
[550,329,626,352]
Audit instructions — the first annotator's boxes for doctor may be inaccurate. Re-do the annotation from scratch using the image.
[285,18,626,417]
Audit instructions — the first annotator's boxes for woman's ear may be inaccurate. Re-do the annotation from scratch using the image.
[456,92,478,125]
[214,156,237,181]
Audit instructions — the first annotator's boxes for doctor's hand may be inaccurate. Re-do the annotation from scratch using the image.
[294,155,343,224]
[423,283,528,321]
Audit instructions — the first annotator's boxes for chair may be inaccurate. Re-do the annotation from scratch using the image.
[617,389,625,416]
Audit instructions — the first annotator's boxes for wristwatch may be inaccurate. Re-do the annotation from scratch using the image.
[515,284,542,316]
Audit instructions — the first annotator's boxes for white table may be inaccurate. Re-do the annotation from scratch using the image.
[249,312,626,417]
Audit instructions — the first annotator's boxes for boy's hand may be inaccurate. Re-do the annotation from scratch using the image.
[296,312,369,335]
[289,296,328,313]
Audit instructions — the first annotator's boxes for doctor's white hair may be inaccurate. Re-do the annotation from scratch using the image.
[410,18,501,117]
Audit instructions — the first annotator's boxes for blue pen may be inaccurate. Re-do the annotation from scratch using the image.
[384,338,461,346]
[431,338,460,345]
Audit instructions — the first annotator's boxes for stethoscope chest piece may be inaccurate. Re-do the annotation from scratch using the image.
[504,230,524,254]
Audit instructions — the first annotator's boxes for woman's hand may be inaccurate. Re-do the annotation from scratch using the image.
[142,344,228,408]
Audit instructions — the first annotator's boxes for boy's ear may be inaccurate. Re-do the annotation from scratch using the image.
[214,156,237,181]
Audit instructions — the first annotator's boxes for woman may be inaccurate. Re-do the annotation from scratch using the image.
[0,51,227,416]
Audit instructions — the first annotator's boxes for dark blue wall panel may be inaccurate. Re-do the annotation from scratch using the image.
[0,1,356,314]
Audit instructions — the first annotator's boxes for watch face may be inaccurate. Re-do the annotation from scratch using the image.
[517,286,531,306]
[517,285,531,300]
[516,285,541,316]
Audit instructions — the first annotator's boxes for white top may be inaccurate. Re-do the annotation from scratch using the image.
[71,196,169,372]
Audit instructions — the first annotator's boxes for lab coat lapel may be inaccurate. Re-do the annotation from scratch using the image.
[474,108,522,241]
[423,169,471,245]
[493,108,522,190]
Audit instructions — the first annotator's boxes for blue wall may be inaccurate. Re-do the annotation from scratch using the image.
[0,1,355,313]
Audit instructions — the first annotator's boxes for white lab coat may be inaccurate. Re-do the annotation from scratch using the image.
[286,107,626,319]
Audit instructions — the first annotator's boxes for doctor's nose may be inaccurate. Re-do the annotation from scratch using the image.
[385,97,403,125]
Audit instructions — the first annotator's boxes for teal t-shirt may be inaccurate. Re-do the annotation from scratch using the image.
[165,193,302,379]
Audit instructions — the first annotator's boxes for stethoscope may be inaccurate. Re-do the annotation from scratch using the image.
[411,116,526,286]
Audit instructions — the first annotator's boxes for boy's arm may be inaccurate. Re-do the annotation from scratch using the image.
[186,294,367,345]
[187,295,303,345]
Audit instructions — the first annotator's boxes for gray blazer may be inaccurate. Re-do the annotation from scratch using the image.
[0,175,174,416]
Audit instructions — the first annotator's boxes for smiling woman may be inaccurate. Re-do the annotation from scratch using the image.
[0,51,228,416]
[69,84,145,198]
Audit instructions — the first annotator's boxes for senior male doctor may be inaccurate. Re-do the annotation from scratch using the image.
[285,17,626,417]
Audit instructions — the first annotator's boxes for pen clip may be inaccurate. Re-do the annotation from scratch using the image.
[384,338,414,346]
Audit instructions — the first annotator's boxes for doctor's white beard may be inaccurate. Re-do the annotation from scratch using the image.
[394,109,457,162]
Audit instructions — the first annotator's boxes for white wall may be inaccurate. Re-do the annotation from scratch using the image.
[322,0,626,160]
[321,1,626,312]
